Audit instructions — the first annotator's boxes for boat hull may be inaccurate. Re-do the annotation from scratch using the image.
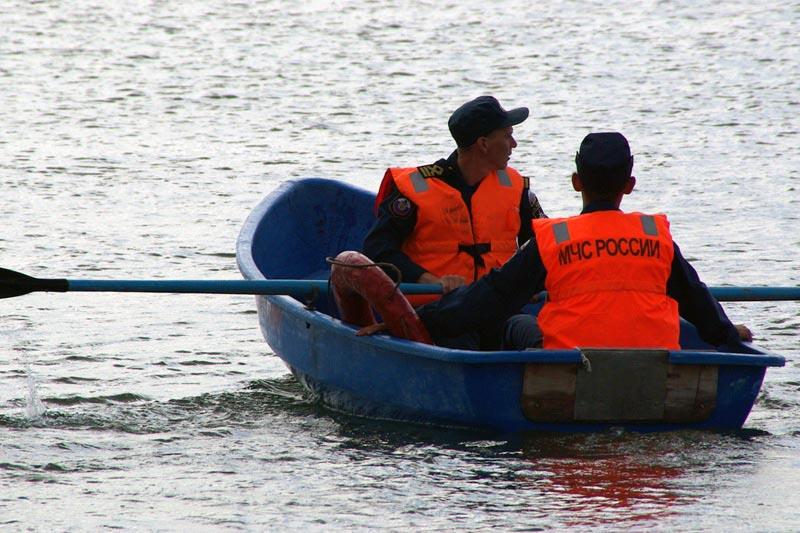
[238,178,785,433]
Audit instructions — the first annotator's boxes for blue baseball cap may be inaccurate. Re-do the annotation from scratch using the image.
[575,132,633,179]
[448,96,529,148]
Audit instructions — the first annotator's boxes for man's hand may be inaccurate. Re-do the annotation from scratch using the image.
[735,324,753,342]
[418,272,466,294]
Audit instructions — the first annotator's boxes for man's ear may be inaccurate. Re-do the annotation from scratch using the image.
[623,176,636,194]
[474,136,488,154]
[571,172,582,191]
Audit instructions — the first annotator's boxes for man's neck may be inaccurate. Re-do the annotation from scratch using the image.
[456,153,493,187]
[581,191,624,210]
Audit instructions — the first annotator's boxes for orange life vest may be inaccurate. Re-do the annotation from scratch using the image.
[533,211,680,349]
[389,166,524,305]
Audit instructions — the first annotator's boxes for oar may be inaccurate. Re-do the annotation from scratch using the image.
[1,267,798,301]
[708,287,800,302]
[0,267,441,300]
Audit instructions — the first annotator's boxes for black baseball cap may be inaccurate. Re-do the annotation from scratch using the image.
[575,132,633,179]
[448,96,529,148]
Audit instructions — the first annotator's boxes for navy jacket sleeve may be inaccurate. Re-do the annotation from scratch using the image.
[517,185,547,246]
[416,237,547,339]
[517,189,533,245]
[361,186,427,283]
[666,242,740,346]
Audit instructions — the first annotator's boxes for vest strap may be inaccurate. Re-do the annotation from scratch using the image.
[458,243,491,268]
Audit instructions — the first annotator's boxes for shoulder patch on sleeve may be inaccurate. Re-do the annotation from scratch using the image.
[388,195,414,218]
[374,168,399,215]
[416,164,444,178]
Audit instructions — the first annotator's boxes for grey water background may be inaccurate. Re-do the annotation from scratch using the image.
[1,0,798,530]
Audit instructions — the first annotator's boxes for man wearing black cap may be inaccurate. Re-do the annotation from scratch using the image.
[413,132,752,350]
[362,96,546,312]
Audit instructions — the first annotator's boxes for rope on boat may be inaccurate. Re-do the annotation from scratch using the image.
[325,256,404,293]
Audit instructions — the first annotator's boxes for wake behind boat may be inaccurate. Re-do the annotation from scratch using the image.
[235,178,785,433]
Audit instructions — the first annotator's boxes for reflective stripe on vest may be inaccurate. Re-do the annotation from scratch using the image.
[641,214,658,236]
[409,171,428,193]
[533,211,680,349]
[497,169,512,187]
[553,221,570,244]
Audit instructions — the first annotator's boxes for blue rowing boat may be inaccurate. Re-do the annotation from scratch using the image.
[236,177,785,433]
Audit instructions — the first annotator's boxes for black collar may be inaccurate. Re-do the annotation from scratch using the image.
[435,150,476,192]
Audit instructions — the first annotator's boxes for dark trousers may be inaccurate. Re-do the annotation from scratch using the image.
[501,313,543,349]
[431,313,543,351]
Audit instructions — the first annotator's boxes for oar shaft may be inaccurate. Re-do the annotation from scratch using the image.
[67,279,329,295]
[709,287,800,302]
[63,281,800,300]
[4,266,798,301]
[65,279,444,296]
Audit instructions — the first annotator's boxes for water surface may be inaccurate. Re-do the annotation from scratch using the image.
[1,0,798,530]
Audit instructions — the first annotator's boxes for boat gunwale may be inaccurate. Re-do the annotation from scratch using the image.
[259,293,785,367]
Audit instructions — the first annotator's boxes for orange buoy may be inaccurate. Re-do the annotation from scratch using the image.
[330,251,433,345]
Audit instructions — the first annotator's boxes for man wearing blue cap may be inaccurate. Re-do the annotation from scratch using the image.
[413,132,752,350]
[362,96,546,317]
